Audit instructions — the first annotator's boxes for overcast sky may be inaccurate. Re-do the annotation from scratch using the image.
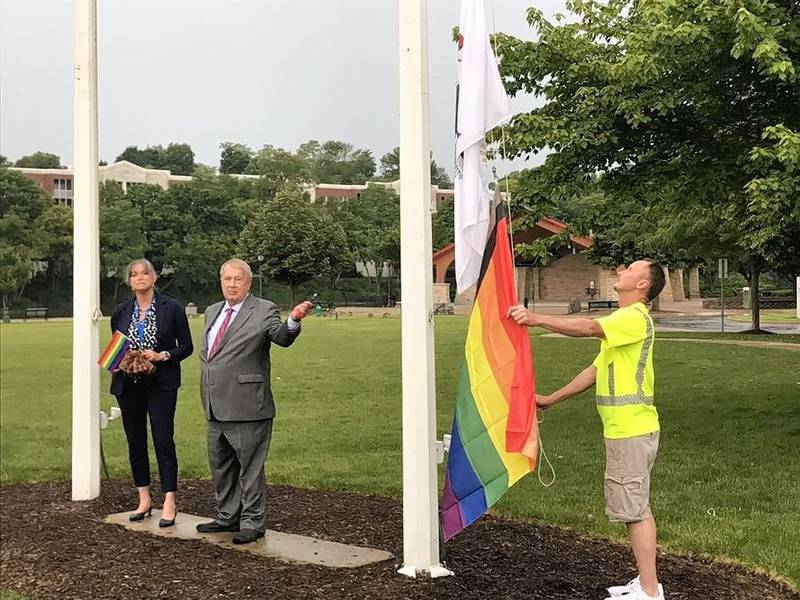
[1,0,564,175]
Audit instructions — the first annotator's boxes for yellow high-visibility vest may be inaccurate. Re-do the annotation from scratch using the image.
[592,302,659,439]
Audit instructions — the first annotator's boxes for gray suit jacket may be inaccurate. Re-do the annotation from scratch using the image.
[200,295,300,421]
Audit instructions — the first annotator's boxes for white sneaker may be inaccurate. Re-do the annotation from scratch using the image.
[604,583,664,600]
[606,576,640,596]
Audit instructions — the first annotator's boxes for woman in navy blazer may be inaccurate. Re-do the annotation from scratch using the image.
[110,258,193,527]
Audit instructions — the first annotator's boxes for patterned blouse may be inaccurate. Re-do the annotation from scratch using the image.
[127,299,158,351]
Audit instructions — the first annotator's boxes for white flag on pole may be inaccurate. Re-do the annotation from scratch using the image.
[454,0,510,294]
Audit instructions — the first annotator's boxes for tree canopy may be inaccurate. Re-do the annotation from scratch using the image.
[14,152,63,169]
[115,143,196,175]
[238,186,351,300]
[0,168,55,310]
[378,146,454,188]
[496,0,800,330]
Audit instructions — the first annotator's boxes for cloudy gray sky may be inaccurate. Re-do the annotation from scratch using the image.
[1,0,563,175]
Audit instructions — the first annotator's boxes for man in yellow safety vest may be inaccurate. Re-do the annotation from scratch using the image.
[508,259,666,600]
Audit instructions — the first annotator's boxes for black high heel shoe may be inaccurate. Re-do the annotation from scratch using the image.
[129,506,152,522]
[159,518,175,528]
[159,511,176,528]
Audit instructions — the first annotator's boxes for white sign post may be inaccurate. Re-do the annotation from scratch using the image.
[72,0,101,501]
[718,258,729,333]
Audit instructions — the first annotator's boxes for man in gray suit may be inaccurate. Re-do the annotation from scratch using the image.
[196,258,313,544]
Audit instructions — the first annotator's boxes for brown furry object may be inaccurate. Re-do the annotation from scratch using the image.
[118,350,155,376]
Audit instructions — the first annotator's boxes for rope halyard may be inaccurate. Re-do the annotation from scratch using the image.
[488,0,557,490]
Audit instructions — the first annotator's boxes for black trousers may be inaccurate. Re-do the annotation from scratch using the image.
[116,382,178,493]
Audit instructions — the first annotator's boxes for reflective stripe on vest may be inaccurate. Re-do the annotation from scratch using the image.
[596,394,654,406]
[597,305,654,407]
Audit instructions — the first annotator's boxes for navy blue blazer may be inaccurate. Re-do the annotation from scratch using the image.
[110,292,194,396]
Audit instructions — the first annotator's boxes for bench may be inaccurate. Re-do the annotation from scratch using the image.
[587,300,618,312]
[433,302,454,315]
[24,307,48,320]
[345,301,384,308]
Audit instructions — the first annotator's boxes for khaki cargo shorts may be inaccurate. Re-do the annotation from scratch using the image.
[604,431,660,523]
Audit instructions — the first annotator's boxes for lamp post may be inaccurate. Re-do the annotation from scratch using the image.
[257,254,264,297]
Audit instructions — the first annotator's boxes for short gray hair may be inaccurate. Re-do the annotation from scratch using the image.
[219,258,253,280]
[125,258,158,281]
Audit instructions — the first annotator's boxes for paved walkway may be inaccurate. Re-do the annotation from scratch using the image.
[658,337,800,352]
[105,510,393,568]
[541,332,799,351]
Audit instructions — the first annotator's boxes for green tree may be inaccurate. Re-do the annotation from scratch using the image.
[239,187,351,302]
[161,143,196,175]
[97,178,241,302]
[300,140,376,184]
[432,195,455,251]
[333,185,400,294]
[122,183,173,272]
[36,205,73,294]
[0,168,52,313]
[744,125,800,279]
[354,184,400,292]
[496,0,800,332]
[116,145,163,168]
[115,143,196,175]
[99,182,148,303]
[0,168,51,222]
[0,245,35,320]
[375,224,401,291]
[430,157,454,188]
[162,181,243,297]
[250,145,310,200]
[219,142,254,174]
[378,146,454,187]
[14,151,62,169]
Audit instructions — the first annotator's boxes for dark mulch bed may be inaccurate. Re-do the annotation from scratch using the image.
[1,480,797,600]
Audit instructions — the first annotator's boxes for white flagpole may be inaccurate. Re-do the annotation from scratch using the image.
[397,0,450,578]
[72,0,101,501]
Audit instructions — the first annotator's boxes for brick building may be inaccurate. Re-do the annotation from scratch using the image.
[307,179,453,212]
[432,219,701,306]
[14,162,452,211]
[432,217,609,305]
[11,160,259,206]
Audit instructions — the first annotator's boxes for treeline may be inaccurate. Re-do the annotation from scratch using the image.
[0,160,456,316]
[1,139,454,188]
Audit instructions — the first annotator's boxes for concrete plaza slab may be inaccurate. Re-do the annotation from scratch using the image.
[105,510,393,568]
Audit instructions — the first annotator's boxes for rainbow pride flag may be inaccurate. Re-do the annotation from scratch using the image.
[441,206,538,540]
[98,331,131,372]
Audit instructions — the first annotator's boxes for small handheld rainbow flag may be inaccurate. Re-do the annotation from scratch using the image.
[98,331,131,372]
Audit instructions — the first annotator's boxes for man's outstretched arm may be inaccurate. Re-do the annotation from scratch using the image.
[507,305,604,339]
[538,365,597,409]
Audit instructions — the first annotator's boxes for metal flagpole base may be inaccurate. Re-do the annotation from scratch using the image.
[397,564,455,578]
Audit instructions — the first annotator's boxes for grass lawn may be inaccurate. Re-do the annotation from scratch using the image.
[730,310,800,324]
[1,316,799,585]
[657,330,800,343]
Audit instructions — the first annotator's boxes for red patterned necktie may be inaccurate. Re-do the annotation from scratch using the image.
[208,307,234,359]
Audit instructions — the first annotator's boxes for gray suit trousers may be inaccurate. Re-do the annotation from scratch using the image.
[206,418,273,532]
